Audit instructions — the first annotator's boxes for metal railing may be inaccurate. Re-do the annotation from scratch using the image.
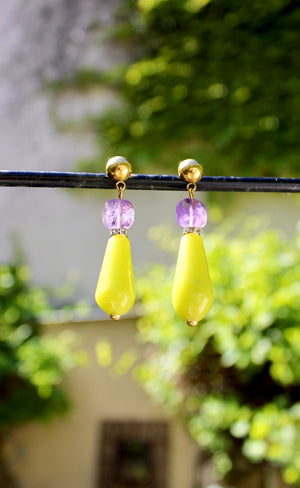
[0,171,299,192]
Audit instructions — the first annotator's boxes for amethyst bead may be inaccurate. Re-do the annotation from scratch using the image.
[102,199,135,230]
[176,198,207,229]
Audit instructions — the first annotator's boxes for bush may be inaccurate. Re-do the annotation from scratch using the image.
[135,221,300,485]
[0,263,86,427]
[71,0,300,176]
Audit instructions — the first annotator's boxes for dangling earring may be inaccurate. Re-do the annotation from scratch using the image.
[172,159,213,326]
[95,156,135,321]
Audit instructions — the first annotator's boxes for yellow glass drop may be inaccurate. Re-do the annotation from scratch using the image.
[172,233,213,325]
[95,234,135,319]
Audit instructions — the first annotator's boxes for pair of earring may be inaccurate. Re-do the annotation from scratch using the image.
[95,156,213,327]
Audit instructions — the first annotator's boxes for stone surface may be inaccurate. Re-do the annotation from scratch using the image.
[176,198,207,229]
[102,198,134,229]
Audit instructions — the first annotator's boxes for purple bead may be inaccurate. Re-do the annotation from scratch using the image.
[176,198,207,229]
[102,199,135,230]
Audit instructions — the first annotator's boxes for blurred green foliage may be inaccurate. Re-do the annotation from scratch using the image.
[0,263,83,429]
[52,0,300,176]
[135,221,300,484]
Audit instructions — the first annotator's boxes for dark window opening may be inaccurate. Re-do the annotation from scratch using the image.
[98,421,168,488]
[114,440,152,487]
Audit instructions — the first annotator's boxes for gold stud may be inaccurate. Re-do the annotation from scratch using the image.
[110,313,121,321]
[187,320,198,327]
[178,159,204,184]
[106,156,132,182]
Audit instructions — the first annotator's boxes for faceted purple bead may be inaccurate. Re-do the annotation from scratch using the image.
[176,198,207,229]
[102,199,135,230]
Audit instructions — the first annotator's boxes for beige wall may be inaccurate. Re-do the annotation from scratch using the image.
[6,318,198,488]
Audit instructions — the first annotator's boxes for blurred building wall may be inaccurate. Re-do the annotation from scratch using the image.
[6,319,198,488]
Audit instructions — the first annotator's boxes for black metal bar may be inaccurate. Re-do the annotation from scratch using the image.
[0,171,299,192]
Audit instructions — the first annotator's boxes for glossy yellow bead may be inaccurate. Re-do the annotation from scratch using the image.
[172,233,213,326]
[95,234,135,319]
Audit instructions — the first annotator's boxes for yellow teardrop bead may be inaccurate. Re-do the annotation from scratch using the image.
[95,234,135,319]
[172,233,213,326]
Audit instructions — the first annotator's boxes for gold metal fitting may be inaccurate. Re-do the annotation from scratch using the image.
[187,320,198,327]
[110,313,121,321]
[106,156,132,182]
[187,182,196,199]
[183,226,200,235]
[116,180,126,199]
[178,159,204,184]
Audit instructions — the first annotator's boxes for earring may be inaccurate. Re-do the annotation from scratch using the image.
[95,156,135,321]
[172,159,213,326]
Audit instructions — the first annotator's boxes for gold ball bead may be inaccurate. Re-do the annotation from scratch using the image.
[178,159,204,184]
[106,156,132,182]
[187,320,198,327]
[110,313,121,321]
